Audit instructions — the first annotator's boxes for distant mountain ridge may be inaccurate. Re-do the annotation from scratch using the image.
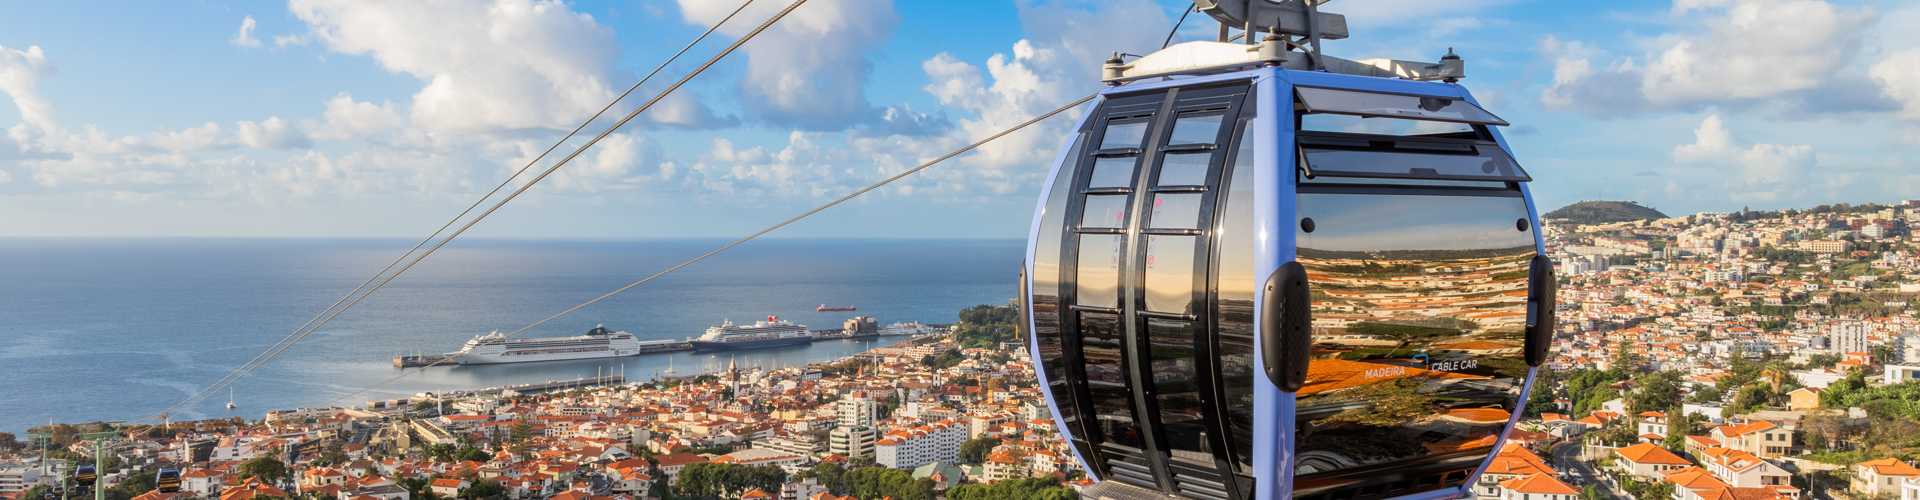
[1545,201,1669,225]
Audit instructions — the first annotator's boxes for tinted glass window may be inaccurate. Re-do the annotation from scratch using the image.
[1143,235,1199,314]
[1089,157,1140,188]
[1148,317,1211,465]
[1298,134,1529,182]
[1083,195,1130,229]
[1213,123,1258,473]
[1077,234,1123,308]
[1102,120,1151,149]
[1157,153,1211,186]
[1032,133,1087,435]
[1167,112,1226,145]
[1291,192,1533,488]
[1081,312,1142,448]
[1295,87,1507,126]
[1150,193,1204,230]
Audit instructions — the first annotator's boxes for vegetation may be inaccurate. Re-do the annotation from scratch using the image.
[238,456,290,484]
[945,476,1079,500]
[842,467,936,500]
[674,463,787,499]
[922,349,967,370]
[960,437,1002,463]
[1544,201,1669,225]
[954,304,1018,349]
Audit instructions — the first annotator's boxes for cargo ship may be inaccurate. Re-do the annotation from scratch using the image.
[690,316,813,350]
[816,304,856,311]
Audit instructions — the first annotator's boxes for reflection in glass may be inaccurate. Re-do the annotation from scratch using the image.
[1151,193,1204,229]
[1167,113,1225,145]
[1299,143,1529,182]
[1102,120,1151,149]
[1089,157,1140,188]
[1157,153,1210,186]
[1081,312,1142,448]
[1291,192,1533,490]
[1082,195,1130,229]
[1147,318,1211,464]
[1034,134,1086,433]
[1076,234,1123,308]
[1143,235,1198,314]
[1214,124,1258,473]
[1295,87,1508,126]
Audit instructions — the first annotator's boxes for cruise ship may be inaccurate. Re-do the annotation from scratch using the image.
[690,316,813,350]
[446,325,644,364]
[877,321,930,336]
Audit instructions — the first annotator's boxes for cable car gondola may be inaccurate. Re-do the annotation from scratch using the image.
[156,469,182,494]
[74,466,96,486]
[1020,2,1555,500]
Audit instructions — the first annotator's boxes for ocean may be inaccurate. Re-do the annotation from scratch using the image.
[0,237,1024,434]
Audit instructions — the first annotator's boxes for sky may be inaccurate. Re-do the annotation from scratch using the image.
[1,0,1918,238]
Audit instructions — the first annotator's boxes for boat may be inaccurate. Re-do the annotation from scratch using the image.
[817,304,856,311]
[877,321,928,336]
[689,316,813,350]
[664,358,677,374]
[226,386,236,409]
[445,325,645,364]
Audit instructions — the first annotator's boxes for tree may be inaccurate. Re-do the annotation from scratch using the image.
[1628,371,1683,414]
[843,467,932,500]
[945,477,1077,500]
[238,457,290,485]
[1613,340,1636,372]
[794,462,849,495]
[1761,361,1794,392]
[509,419,532,444]
[960,437,1002,464]
[458,480,505,500]
[50,424,77,448]
[0,432,16,452]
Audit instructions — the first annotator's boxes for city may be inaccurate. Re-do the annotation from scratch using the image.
[3,199,1917,500]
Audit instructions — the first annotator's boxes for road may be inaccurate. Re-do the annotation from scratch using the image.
[1553,441,1627,500]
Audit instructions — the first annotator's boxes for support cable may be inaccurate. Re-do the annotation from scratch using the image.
[1163,5,1195,49]
[321,92,1099,407]
[139,0,768,422]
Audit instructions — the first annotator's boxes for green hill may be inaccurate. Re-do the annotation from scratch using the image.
[1544,201,1669,225]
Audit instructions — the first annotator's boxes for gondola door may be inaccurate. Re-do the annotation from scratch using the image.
[1057,82,1252,499]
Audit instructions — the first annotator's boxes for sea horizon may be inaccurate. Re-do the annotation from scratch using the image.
[0,237,1025,433]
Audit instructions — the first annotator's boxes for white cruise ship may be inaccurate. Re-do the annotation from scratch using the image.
[446,325,644,364]
[877,321,930,336]
[689,316,813,350]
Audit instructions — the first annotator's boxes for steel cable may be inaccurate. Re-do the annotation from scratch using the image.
[320,92,1100,407]
[139,0,766,422]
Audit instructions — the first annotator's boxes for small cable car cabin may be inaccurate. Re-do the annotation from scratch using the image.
[1020,2,1556,500]
[73,466,96,486]
[156,469,182,494]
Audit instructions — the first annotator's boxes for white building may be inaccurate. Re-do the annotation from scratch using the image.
[829,426,876,459]
[837,395,877,429]
[874,420,966,470]
[1832,321,1870,356]
[0,465,44,493]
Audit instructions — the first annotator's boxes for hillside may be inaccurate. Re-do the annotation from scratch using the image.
[1544,201,1669,225]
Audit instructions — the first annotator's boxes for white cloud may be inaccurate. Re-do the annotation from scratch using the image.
[305,92,403,141]
[231,16,263,49]
[1670,115,1814,203]
[1871,47,1920,120]
[148,123,228,151]
[1542,0,1878,117]
[675,0,900,130]
[236,117,312,149]
[288,0,622,133]
[0,45,58,150]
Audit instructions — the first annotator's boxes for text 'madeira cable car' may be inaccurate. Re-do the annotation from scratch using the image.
[1017,1,1558,500]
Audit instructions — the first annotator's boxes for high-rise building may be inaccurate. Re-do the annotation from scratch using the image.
[1831,321,1870,356]
[837,393,877,429]
[829,426,876,459]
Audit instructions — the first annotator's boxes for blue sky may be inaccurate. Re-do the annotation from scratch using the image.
[1,0,1917,238]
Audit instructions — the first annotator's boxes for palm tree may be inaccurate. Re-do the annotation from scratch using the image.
[1762,361,1793,393]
